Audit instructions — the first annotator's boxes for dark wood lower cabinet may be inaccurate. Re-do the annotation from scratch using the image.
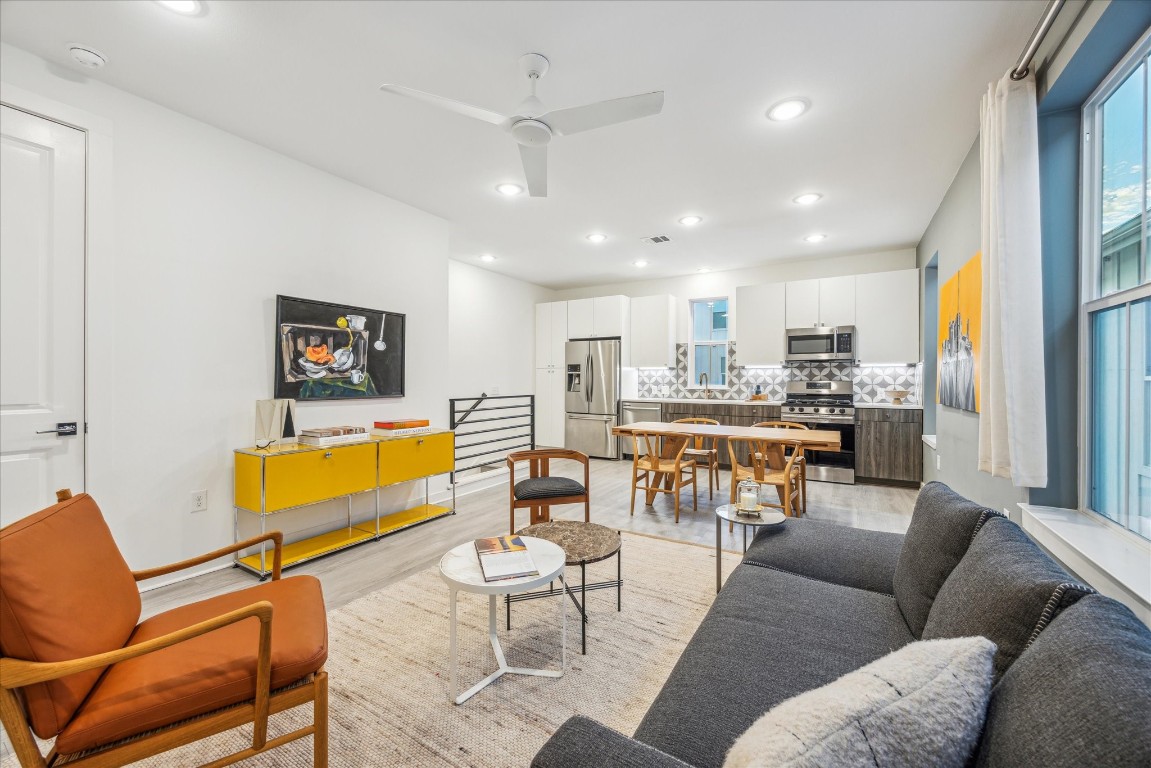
[659,403,781,469]
[855,408,922,485]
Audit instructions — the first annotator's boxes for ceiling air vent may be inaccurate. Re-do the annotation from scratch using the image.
[640,235,671,244]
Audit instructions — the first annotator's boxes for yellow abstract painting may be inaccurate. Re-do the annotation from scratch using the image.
[938,253,981,412]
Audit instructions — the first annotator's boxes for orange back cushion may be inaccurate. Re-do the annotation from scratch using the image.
[0,494,141,737]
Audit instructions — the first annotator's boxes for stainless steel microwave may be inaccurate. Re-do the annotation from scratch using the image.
[785,326,856,362]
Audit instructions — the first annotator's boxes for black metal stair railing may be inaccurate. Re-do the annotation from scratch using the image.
[448,394,535,483]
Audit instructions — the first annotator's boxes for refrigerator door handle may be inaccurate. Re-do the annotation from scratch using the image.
[587,353,594,404]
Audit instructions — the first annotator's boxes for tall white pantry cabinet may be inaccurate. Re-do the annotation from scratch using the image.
[534,301,567,448]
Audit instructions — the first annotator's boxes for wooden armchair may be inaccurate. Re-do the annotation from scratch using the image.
[0,492,328,767]
[507,449,591,533]
[727,437,805,521]
[672,418,722,499]
[630,431,698,523]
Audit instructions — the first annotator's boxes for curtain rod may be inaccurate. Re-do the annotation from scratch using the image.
[1012,0,1067,80]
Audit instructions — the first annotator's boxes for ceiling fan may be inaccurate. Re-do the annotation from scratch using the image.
[379,53,664,198]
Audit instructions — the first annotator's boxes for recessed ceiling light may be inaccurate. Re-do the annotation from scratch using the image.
[793,193,823,205]
[634,260,649,268]
[153,0,202,14]
[767,98,810,121]
[480,254,496,262]
[586,233,607,244]
[67,45,107,69]
[678,215,703,226]
[495,183,524,196]
[804,234,827,243]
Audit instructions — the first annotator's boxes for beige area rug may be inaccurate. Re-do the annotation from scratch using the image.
[131,532,738,767]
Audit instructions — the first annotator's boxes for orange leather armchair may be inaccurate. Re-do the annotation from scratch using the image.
[0,492,329,767]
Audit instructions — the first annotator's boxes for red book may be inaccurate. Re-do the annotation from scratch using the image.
[374,419,430,429]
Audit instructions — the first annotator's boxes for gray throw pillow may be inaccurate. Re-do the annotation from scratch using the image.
[724,636,997,768]
[892,482,1002,637]
[922,517,1094,682]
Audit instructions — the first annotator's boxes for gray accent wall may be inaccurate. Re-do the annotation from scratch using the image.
[916,141,1028,515]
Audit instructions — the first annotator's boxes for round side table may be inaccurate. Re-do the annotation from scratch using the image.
[438,536,565,704]
[714,505,785,593]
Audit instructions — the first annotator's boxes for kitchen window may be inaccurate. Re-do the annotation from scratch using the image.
[1081,33,1151,540]
[690,298,728,388]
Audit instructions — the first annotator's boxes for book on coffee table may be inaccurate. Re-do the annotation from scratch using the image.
[474,535,539,582]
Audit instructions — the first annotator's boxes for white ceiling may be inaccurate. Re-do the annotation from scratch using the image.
[0,0,1044,289]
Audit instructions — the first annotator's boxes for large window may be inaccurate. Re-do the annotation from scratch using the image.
[1082,34,1151,539]
[690,298,728,388]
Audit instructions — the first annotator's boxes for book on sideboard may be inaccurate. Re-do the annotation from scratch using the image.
[374,419,430,430]
[371,426,435,437]
[474,535,539,582]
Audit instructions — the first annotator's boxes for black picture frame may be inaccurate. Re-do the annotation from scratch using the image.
[274,295,405,401]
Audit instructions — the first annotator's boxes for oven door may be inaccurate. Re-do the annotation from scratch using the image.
[794,421,855,485]
[785,327,838,361]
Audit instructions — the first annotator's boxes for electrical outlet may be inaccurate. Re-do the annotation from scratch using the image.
[190,489,207,512]
[936,455,942,471]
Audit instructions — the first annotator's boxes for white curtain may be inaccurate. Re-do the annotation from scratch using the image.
[978,71,1047,488]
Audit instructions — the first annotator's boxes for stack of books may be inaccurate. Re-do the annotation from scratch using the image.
[371,418,433,437]
[297,426,371,446]
[474,535,539,582]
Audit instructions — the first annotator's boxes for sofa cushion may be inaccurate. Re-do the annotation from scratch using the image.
[743,517,904,595]
[533,715,693,768]
[892,482,1001,637]
[724,636,996,768]
[922,517,1093,682]
[633,563,915,768]
[0,494,141,739]
[514,477,586,501]
[975,594,1151,768]
[55,575,328,755]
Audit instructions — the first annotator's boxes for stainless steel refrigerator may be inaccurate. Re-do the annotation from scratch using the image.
[564,338,621,459]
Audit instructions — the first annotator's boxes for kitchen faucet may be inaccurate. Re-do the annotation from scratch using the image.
[699,372,712,399]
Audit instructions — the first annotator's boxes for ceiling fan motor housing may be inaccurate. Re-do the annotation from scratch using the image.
[511,119,552,146]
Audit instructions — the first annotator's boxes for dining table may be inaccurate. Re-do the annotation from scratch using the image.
[612,420,841,505]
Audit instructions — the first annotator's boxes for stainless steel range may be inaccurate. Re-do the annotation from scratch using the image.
[780,380,856,484]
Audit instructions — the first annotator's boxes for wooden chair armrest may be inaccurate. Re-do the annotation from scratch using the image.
[132,531,284,582]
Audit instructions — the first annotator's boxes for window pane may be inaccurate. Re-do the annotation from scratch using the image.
[1090,305,1128,523]
[711,300,729,342]
[1100,64,1145,294]
[712,344,727,385]
[692,344,727,386]
[1131,299,1150,538]
[692,301,710,342]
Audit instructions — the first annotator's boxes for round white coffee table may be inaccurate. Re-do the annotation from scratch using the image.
[438,536,566,704]
[715,504,786,593]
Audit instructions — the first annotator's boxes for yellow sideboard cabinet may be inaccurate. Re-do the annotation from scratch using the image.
[233,430,455,578]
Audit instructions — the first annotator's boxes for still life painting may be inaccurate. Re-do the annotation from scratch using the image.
[937,253,981,413]
[274,295,405,400]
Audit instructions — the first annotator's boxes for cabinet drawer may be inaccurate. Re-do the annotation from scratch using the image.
[856,408,922,423]
[263,442,377,512]
[378,432,454,486]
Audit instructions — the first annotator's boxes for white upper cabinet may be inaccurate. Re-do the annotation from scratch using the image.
[785,279,821,327]
[592,295,628,337]
[535,301,568,368]
[630,295,676,368]
[567,298,594,338]
[818,275,856,327]
[735,283,786,365]
[855,268,920,363]
[785,276,857,328]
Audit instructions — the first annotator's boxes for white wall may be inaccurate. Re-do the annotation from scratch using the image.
[551,247,916,341]
[448,260,555,399]
[1,44,456,577]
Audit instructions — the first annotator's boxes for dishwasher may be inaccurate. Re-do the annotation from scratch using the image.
[620,400,663,459]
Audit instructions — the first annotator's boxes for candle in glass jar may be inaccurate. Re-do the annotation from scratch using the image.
[739,489,757,510]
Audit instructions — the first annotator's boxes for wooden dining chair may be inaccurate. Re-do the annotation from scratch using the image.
[752,421,809,517]
[630,431,698,523]
[673,418,722,499]
[727,436,806,524]
[507,449,590,533]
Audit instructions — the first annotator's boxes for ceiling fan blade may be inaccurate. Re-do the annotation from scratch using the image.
[378,84,507,126]
[518,144,548,197]
[542,91,664,136]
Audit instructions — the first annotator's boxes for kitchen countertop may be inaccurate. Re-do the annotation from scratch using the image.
[854,402,923,410]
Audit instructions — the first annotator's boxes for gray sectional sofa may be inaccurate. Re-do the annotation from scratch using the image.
[532,482,1151,768]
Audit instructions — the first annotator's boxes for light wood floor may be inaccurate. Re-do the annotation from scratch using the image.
[140,459,917,617]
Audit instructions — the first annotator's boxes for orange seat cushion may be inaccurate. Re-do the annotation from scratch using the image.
[0,494,141,739]
[55,575,328,755]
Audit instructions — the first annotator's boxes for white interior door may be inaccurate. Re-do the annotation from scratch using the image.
[0,105,86,525]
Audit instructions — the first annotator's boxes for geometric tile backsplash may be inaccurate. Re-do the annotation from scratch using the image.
[636,342,922,405]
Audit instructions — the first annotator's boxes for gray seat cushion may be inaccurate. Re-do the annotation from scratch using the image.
[533,715,691,768]
[514,477,586,501]
[632,562,915,768]
[922,516,1093,682]
[975,594,1151,768]
[893,481,1002,637]
[743,517,904,596]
